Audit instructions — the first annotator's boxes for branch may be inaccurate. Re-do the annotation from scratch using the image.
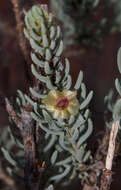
[5,98,21,127]
[10,0,28,59]
[5,98,44,190]
[10,0,33,84]
[100,120,119,190]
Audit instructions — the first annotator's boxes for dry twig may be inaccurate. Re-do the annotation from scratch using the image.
[10,0,28,59]
[100,120,119,190]
[5,98,43,190]
[10,0,33,84]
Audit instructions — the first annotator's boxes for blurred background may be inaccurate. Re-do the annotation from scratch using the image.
[0,0,121,189]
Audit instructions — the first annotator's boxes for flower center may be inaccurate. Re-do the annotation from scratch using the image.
[56,97,69,110]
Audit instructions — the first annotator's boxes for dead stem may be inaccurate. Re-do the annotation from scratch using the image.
[10,0,33,84]
[11,0,28,59]
[5,98,43,190]
[100,120,119,190]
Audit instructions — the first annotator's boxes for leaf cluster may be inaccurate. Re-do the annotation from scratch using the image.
[51,0,121,49]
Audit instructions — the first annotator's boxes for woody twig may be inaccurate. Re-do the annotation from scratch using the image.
[5,98,43,190]
[100,120,119,190]
[11,0,28,59]
[10,0,33,84]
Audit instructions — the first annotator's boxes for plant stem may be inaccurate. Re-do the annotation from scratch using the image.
[5,99,42,190]
[10,0,33,83]
[100,120,119,190]
[11,0,28,59]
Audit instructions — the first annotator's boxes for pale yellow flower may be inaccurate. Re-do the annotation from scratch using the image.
[42,89,80,119]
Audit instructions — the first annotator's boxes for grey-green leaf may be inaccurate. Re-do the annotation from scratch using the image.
[51,150,58,165]
[115,78,121,96]
[46,49,52,60]
[31,53,44,68]
[50,166,71,181]
[45,185,54,190]
[55,41,63,57]
[77,119,93,148]
[117,47,121,74]
[1,148,17,167]
[44,62,53,74]
[31,64,47,83]
[74,71,83,90]
[80,91,93,110]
